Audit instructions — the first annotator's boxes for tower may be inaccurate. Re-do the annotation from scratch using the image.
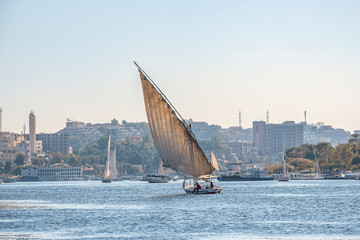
[266,109,269,124]
[239,110,242,129]
[29,111,36,154]
[0,107,2,132]
[304,110,307,131]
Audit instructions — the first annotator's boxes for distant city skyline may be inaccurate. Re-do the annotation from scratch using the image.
[1,0,359,133]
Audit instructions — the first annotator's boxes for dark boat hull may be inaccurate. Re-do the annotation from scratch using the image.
[102,178,112,183]
[218,176,273,181]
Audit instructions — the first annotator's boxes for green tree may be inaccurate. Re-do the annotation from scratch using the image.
[50,152,64,164]
[69,136,84,154]
[330,144,353,168]
[31,156,49,166]
[67,154,82,166]
[351,157,360,165]
[14,154,25,166]
[11,166,22,176]
[349,134,360,144]
[4,160,12,174]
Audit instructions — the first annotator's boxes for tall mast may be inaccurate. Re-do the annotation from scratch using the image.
[0,107,2,132]
[239,110,242,129]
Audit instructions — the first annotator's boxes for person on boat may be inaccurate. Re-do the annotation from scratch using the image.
[192,182,201,193]
[210,181,214,188]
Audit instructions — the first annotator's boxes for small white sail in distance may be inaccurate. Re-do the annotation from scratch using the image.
[282,152,288,178]
[110,146,118,176]
[103,133,112,179]
[210,152,220,171]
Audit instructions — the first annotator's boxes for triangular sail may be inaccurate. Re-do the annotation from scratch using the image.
[210,152,220,171]
[137,64,213,178]
[282,153,288,178]
[313,147,321,177]
[110,146,118,176]
[103,134,111,179]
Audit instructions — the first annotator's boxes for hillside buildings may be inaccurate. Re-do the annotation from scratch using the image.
[0,132,29,165]
[304,124,351,146]
[57,119,143,146]
[57,119,102,144]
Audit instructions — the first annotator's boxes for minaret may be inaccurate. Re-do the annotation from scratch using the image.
[0,107,2,132]
[29,111,36,154]
[239,110,242,129]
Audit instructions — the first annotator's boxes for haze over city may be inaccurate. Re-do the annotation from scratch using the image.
[1,0,359,133]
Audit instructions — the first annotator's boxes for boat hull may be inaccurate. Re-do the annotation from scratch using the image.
[218,176,273,181]
[277,178,290,182]
[102,178,112,183]
[147,175,170,183]
[2,179,16,183]
[148,180,169,183]
[184,187,222,194]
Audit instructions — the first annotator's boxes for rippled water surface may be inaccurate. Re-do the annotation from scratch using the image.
[1,180,360,239]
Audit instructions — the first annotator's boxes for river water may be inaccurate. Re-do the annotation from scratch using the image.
[1,180,360,240]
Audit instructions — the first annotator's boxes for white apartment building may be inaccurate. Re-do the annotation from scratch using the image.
[21,166,83,181]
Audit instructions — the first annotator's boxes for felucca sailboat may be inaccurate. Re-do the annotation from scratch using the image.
[278,152,290,182]
[135,62,222,194]
[102,134,118,183]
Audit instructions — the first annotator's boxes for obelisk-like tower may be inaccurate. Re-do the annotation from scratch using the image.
[29,111,36,154]
[0,107,2,132]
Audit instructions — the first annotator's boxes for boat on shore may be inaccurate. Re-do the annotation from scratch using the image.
[136,62,221,194]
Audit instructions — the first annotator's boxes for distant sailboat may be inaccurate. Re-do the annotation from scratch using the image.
[312,145,324,179]
[102,134,118,183]
[278,152,290,182]
[135,62,221,194]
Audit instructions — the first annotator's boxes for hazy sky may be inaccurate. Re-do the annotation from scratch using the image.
[1,0,359,133]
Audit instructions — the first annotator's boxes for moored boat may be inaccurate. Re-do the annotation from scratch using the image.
[3,178,17,183]
[277,144,290,182]
[218,169,273,181]
[147,175,170,183]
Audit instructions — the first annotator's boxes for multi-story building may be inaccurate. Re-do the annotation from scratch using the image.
[37,133,70,155]
[253,121,304,155]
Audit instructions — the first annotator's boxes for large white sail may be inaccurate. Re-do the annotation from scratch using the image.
[137,65,213,178]
[110,146,118,176]
[103,134,111,179]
